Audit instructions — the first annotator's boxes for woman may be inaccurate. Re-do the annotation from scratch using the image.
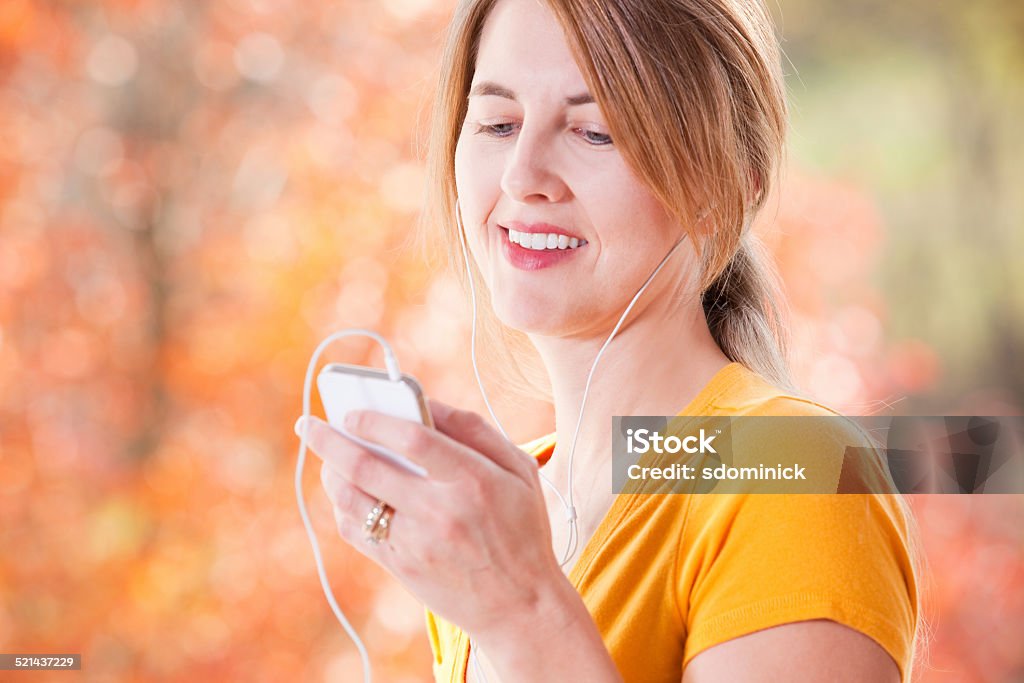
[301,0,921,680]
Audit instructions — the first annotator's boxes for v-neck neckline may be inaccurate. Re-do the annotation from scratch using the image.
[459,362,750,682]
[530,361,749,585]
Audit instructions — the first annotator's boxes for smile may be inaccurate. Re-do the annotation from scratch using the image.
[498,226,587,271]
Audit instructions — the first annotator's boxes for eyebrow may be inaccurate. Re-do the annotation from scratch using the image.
[468,81,595,106]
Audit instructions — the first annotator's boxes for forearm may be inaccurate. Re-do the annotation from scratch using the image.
[472,572,623,683]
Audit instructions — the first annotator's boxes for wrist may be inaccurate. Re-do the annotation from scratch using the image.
[475,566,580,648]
[471,568,621,682]
[468,573,618,683]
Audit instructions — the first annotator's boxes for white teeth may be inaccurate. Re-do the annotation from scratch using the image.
[506,228,586,251]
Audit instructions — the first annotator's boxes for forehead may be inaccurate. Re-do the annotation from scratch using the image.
[474,0,588,96]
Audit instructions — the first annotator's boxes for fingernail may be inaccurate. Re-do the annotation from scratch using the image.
[294,416,310,438]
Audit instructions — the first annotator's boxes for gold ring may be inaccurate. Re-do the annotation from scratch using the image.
[364,500,394,544]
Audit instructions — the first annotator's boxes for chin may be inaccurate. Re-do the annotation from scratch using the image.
[491,299,565,336]
[491,296,595,338]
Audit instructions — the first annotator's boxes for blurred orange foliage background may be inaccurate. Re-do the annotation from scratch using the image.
[0,0,1021,681]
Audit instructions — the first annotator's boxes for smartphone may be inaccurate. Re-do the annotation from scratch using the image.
[316,363,433,477]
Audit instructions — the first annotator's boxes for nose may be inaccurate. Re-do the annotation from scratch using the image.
[499,125,569,204]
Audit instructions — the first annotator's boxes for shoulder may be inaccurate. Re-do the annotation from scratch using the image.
[684,371,914,565]
[714,367,894,489]
[680,489,919,680]
[719,363,844,418]
[678,371,919,679]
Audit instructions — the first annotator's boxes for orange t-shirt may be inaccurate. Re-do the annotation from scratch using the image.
[425,362,919,681]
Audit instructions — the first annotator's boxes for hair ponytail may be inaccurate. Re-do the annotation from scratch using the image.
[702,234,794,392]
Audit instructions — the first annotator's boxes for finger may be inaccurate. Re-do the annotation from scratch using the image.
[297,415,423,511]
[322,464,400,563]
[332,502,397,564]
[427,399,538,478]
[342,408,492,480]
[320,462,382,528]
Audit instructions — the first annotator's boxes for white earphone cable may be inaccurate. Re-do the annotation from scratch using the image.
[295,329,403,683]
[454,200,688,680]
[561,232,689,563]
[455,206,577,523]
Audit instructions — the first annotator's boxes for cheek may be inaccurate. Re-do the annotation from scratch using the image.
[612,173,677,241]
[579,169,673,243]
[454,136,503,235]
[455,133,505,205]
[453,133,472,198]
[453,135,477,200]
[574,171,683,299]
[454,136,498,273]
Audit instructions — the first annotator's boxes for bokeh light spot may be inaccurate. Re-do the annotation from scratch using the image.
[87,35,138,86]
[233,32,284,83]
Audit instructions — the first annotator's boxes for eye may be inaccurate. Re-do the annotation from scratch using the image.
[470,120,613,147]
[474,122,518,138]
[576,128,613,146]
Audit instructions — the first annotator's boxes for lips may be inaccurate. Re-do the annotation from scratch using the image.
[498,222,587,271]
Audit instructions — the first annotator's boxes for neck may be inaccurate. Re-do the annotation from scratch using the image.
[529,293,732,491]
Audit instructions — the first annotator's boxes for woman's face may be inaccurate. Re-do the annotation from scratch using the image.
[454,0,692,339]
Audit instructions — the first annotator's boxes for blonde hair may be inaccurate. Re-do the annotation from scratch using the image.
[421,0,793,397]
[419,3,927,675]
